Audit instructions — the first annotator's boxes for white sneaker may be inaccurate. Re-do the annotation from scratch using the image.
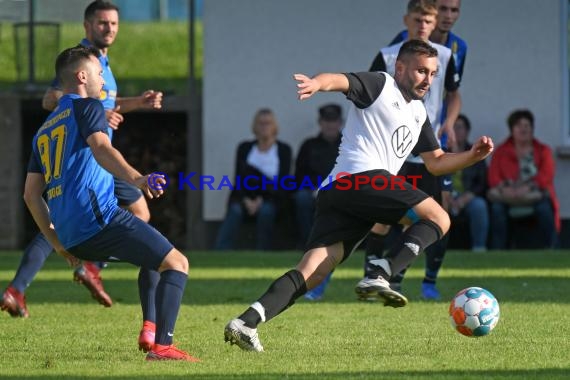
[355,277,408,307]
[224,318,264,352]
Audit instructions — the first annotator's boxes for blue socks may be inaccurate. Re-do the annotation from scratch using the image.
[423,233,449,284]
[138,268,160,323]
[154,270,187,346]
[11,233,53,293]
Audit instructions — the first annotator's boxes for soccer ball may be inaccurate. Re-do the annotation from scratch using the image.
[449,287,500,337]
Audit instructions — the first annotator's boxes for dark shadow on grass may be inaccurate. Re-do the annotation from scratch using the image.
[1,368,569,379]
[3,249,569,271]
[2,250,570,308]
[181,249,570,271]
[10,274,570,307]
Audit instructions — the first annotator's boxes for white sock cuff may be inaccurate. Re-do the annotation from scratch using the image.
[379,258,392,277]
[250,301,266,323]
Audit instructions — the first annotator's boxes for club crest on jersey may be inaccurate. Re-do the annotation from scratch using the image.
[391,125,413,158]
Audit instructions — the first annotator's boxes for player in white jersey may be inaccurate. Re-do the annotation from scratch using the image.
[360,0,461,301]
[223,39,493,352]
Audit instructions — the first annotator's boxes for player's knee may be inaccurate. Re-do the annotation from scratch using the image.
[159,248,189,274]
[415,198,450,235]
[371,223,391,235]
[431,211,450,236]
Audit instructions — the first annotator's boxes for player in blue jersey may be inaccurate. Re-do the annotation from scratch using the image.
[1,0,162,353]
[23,46,198,362]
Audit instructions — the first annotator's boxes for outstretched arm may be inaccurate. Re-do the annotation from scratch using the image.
[116,90,163,113]
[420,136,494,176]
[294,73,349,100]
[87,131,165,199]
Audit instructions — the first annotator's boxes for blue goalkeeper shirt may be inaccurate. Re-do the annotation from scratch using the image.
[28,94,119,249]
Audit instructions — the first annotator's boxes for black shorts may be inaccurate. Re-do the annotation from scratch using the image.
[114,178,143,207]
[398,162,442,204]
[305,169,429,258]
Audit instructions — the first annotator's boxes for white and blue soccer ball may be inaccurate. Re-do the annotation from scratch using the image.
[449,287,500,337]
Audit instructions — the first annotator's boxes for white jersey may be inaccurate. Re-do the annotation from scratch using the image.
[377,41,458,164]
[322,72,439,187]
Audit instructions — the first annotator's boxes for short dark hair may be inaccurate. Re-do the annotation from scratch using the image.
[319,103,342,122]
[55,46,99,86]
[457,114,471,131]
[407,0,437,16]
[84,1,119,21]
[397,39,438,62]
[507,109,534,131]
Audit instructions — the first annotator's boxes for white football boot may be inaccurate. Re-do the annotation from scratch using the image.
[224,318,264,352]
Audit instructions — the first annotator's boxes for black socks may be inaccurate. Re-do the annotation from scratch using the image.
[239,269,307,328]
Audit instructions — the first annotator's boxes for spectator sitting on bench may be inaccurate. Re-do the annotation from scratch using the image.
[449,114,489,252]
[215,108,292,251]
[486,109,559,249]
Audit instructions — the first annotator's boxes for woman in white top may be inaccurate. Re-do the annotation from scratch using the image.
[215,108,292,250]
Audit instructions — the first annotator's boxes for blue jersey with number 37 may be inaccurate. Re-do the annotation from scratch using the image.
[28,94,119,249]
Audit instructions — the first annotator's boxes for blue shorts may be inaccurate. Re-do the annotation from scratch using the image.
[68,208,173,270]
[114,178,143,207]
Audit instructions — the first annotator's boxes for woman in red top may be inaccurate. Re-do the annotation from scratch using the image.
[487,109,559,249]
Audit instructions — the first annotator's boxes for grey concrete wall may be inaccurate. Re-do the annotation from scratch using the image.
[0,96,23,248]
[204,0,568,220]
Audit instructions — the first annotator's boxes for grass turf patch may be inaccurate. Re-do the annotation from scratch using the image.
[1,249,569,379]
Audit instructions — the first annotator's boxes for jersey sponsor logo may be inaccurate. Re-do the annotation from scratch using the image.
[391,125,413,158]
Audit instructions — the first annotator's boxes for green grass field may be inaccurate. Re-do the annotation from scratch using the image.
[0,21,198,95]
[1,249,569,379]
